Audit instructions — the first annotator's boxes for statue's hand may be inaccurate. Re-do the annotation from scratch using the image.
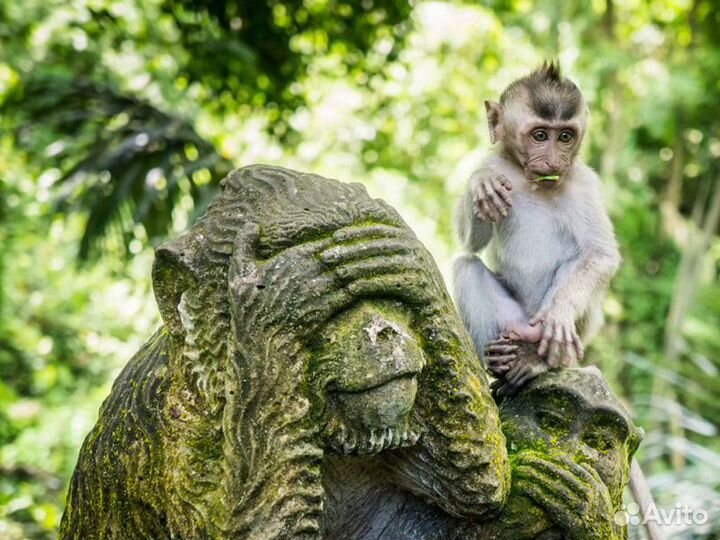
[228,222,445,344]
[228,222,348,342]
[322,222,474,368]
[320,224,444,310]
[514,451,619,540]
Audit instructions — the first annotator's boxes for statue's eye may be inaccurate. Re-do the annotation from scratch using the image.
[558,130,574,143]
[531,130,548,142]
[536,410,569,434]
[583,432,613,452]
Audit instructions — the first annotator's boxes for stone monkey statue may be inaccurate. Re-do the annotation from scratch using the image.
[60,165,508,539]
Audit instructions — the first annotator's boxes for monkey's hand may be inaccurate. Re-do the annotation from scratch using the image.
[470,168,513,223]
[515,452,622,540]
[530,308,584,368]
[487,339,549,399]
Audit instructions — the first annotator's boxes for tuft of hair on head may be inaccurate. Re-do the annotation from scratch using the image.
[533,60,563,83]
[500,60,584,122]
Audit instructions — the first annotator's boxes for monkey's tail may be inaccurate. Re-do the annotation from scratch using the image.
[629,458,666,540]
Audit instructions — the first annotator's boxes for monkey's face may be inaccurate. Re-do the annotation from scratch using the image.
[498,99,587,187]
[520,122,582,184]
[309,301,425,455]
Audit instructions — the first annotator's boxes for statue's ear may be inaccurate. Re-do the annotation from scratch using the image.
[627,425,644,458]
[152,234,200,337]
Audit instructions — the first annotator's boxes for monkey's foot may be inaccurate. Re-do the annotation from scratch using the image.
[485,338,520,377]
[501,320,543,343]
[490,341,549,400]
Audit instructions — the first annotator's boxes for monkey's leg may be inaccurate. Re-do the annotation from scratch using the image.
[453,255,528,360]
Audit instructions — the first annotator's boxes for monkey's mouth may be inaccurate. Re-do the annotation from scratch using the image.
[531,174,561,184]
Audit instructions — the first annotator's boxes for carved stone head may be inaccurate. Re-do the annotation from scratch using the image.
[500,366,643,504]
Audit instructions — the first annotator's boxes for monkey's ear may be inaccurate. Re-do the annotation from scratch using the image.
[152,234,200,338]
[484,100,502,144]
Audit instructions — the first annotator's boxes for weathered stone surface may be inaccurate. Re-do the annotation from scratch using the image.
[60,165,641,540]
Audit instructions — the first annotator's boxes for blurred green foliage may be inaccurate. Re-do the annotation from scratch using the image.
[1,0,719,538]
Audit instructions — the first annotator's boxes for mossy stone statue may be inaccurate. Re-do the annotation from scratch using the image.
[60,165,641,540]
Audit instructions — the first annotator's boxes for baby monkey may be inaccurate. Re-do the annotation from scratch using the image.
[454,62,621,396]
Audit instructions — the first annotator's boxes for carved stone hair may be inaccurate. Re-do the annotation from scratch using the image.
[500,60,585,121]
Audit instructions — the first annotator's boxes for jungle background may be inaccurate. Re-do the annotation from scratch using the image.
[1,0,719,538]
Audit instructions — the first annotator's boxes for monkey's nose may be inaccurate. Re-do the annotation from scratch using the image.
[541,161,560,173]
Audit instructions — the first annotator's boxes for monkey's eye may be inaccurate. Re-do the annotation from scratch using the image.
[531,130,548,142]
[558,130,574,143]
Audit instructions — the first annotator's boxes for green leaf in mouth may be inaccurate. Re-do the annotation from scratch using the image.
[534,175,560,182]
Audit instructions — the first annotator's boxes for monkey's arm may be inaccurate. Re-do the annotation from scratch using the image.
[456,185,494,253]
[456,164,513,253]
[532,176,620,362]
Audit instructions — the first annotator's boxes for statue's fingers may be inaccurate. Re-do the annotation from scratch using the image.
[506,364,534,392]
[295,289,355,331]
[518,457,589,496]
[491,380,512,399]
[345,272,433,305]
[516,467,591,523]
[487,357,514,377]
[243,262,330,328]
[504,359,526,384]
[490,377,504,390]
[515,465,578,502]
[516,480,578,526]
[332,224,409,244]
[578,461,605,490]
[321,238,410,265]
[548,455,603,488]
[333,254,415,283]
